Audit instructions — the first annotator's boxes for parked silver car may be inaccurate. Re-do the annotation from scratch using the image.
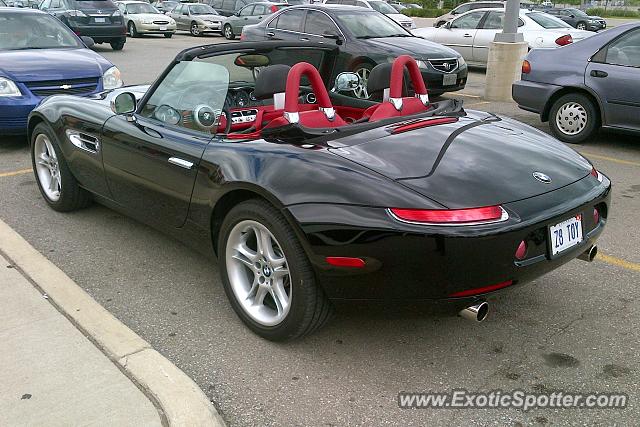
[433,0,504,27]
[169,3,223,36]
[117,1,176,38]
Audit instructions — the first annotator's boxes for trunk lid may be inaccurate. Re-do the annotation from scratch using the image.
[331,111,592,208]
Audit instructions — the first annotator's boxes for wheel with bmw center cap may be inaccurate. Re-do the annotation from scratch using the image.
[218,199,333,341]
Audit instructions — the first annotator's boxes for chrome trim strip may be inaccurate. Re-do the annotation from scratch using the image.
[168,157,194,169]
[389,97,403,111]
[284,111,299,124]
[386,206,509,227]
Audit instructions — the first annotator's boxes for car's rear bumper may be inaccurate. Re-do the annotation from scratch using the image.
[512,79,561,119]
[287,174,611,301]
[68,23,127,40]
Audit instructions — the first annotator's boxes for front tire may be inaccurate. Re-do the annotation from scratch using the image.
[223,24,234,40]
[352,62,374,99]
[190,21,201,36]
[164,32,173,38]
[128,21,138,38]
[549,93,598,144]
[218,199,333,341]
[576,21,587,30]
[31,123,91,212]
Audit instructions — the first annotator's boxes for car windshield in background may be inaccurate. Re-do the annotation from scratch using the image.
[127,3,159,13]
[527,12,572,29]
[334,12,409,38]
[0,13,81,50]
[189,4,216,14]
[368,1,397,14]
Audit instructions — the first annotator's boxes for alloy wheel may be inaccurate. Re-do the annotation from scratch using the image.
[34,133,61,202]
[224,25,233,39]
[354,66,371,99]
[191,23,200,36]
[225,220,291,326]
[555,102,588,136]
[577,22,586,30]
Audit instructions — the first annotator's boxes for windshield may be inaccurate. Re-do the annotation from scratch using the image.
[568,8,588,17]
[73,0,116,7]
[127,3,159,13]
[189,4,216,14]
[368,1,397,14]
[334,12,409,38]
[0,13,82,50]
[527,12,572,29]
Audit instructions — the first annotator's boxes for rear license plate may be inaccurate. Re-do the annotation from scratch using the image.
[159,26,167,30]
[443,73,457,86]
[549,214,583,256]
[95,17,106,23]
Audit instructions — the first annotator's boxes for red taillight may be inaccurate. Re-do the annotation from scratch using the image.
[326,257,365,268]
[270,5,278,12]
[590,166,603,182]
[522,59,531,74]
[593,207,600,225]
[555,34,573,46]
[449,280,514,297]
[389,206,505,225]
[515,240,528,260]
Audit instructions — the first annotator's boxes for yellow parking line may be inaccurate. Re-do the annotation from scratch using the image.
[580,152,640,168]
[598,253,640,273]
[0,168,31,178]
[453,93,482,98]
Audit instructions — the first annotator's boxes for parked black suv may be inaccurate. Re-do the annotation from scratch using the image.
[40,0,127,50]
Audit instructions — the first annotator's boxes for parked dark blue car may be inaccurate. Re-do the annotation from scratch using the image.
[0,8,122,135]
[513,23,640,143]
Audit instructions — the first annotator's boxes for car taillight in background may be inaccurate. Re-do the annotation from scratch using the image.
[388,205,507,225]
[522,59,531,74]
[555,34,573,46]
[270,5,279,12]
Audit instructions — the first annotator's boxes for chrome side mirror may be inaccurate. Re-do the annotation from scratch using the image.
[332,72,360,93]
[111,92,137,116]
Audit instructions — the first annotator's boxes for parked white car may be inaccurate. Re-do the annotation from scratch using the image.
[413,8,594,66]
[117,1,177,38]
[323,0,416,29]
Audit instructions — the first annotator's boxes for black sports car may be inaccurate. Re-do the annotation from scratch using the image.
[28,42,610,341]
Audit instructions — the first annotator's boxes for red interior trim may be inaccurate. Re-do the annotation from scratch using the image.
[285,62,332,113]
[390,55,428,98]
[449,280,514,297]
[391,117,458,134]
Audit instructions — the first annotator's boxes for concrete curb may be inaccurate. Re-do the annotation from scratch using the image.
[0,218,225,427]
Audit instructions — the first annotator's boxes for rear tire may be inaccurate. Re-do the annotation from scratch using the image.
[549,93,598,144]
[218,199,333,341]
[223,24,234,40]
[31,123,92,212]
[110,38,125,50]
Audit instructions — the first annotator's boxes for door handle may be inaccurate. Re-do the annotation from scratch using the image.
[266,31,275,37]
[590,70,608,78]
[463,34,472,38]
[168,157,194,169]
[300,37,309,41]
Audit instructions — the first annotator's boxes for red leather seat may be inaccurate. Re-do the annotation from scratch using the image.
[265,62,346,129]
[367,55,431,122]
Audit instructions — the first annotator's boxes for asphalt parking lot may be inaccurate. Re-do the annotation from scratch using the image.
[1,33,640,425]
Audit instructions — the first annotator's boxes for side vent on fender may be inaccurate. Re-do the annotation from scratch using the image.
[65,129,100,154]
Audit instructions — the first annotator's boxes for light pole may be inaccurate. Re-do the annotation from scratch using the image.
[484,0,529,101]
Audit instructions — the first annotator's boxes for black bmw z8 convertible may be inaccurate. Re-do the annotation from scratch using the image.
[27,42,611,341]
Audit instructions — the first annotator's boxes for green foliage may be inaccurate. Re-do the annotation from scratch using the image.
[402,8,447,17]
[586,7,640,18]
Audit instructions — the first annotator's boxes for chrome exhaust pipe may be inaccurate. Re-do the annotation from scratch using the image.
[458,301,489,322]
[578,245,598,262]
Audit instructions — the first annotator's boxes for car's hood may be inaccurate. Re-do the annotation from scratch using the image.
[193,14,221,21]
[0,48,112,82]
[129,13,172,21]
[331,111,592,208]
[366,36,460,58]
